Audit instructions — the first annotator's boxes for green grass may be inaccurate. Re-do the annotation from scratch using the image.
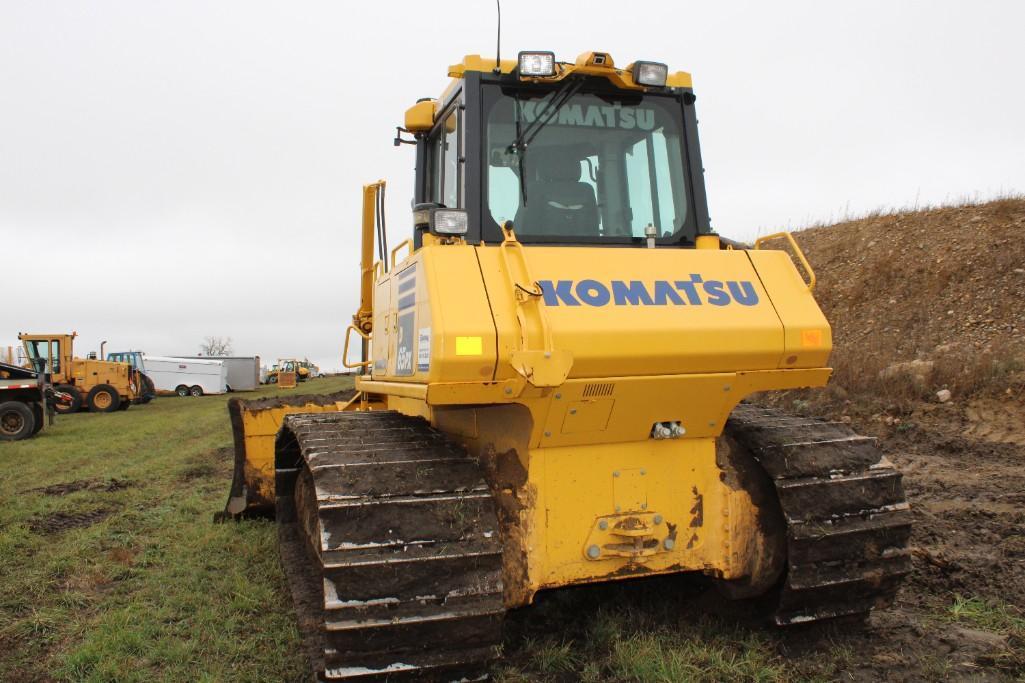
[496,582,790,683]
[941,595,1025,675]
[0,376,353,682]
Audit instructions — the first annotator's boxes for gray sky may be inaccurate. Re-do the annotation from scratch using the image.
[3,0,1023,372]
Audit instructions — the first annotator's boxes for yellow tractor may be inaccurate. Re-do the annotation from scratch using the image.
[266,358,311,388]
[222,51,911,680]
[19,332,139,413]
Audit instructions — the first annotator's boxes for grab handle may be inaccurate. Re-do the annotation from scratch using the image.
[754,232,816,291]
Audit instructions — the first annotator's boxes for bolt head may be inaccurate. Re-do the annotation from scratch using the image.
[544,431,552,437]
[569,408,577,415]
[598,519,608,530]
[639,469,646,476]
[555,393,562,399]
[641,503,648,510]
[663,538,675,550]
[613,470,620,477]
[615,505,622,513]
[504,387,512,395]
[587,544,601,559]
[653,514,663,524]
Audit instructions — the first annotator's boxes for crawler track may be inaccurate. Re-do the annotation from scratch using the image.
[274,411,505,681]
[726,404,912,624]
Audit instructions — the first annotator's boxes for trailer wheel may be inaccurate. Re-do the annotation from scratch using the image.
[0,401,35,441]
[175,385,190,397]
[54,384,81,414]
[31,402,44,436]
[189,385,204,397]
[87,385,121,413]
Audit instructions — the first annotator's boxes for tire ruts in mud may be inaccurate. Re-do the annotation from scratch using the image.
[274,411,504,681]
[726,404,912,624]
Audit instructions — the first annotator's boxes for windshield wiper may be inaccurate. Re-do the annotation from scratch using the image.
[507,77,586,206]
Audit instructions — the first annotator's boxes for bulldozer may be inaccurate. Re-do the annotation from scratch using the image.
[19,333,140,413]
[222,51,911,680]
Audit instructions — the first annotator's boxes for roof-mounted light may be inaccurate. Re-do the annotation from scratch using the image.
[518,51,555,77]
[632,61,669,87]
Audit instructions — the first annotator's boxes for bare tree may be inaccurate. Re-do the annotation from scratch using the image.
[199,336,233,356]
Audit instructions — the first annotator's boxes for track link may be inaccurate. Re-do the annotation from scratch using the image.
[726,404,912,624]
[275,411,504,681]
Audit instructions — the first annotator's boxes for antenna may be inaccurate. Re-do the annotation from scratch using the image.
[494,0,502,73]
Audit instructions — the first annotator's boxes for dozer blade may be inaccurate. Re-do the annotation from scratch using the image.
[218,390,357,520]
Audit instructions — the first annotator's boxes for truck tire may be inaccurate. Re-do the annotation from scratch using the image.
[87,384,121,413]
[175,385,189,397]
[31,402,44,436]
[54,384,81,414]
[189,385,204,397]
[0,401,35,441]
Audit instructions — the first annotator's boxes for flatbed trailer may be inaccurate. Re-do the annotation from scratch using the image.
[0,361,52,441]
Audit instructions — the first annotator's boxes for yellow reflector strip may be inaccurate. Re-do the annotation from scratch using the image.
[455,336,483,356]
[801,329,823,347]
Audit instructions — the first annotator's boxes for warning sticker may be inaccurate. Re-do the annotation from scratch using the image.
[417,328,431,372]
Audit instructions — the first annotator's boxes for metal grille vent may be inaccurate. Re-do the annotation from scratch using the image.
[582,383,615,398]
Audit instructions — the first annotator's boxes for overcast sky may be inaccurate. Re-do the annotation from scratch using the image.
[2,1,1023,372]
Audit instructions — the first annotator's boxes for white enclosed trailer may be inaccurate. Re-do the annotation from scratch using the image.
[172,356,260,392]
[142,356,228,396]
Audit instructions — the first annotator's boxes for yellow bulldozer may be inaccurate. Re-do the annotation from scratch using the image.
[19,332,140,413]
[221,51,911,680]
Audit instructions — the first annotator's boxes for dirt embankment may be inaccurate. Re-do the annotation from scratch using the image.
[764,198,1025,679]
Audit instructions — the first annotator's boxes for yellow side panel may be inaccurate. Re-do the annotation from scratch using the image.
[745,250,832,368]
[376,245,496,384]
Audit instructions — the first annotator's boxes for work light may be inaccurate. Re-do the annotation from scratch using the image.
[431,209,468,235]
[518,51,556,77]
[632,61,669,87]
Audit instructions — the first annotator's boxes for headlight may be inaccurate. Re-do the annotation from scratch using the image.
[632,61,668,87]
[518,51,556,77]
[431,209,468,235]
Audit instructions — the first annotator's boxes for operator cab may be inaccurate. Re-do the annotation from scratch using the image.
[404,51,711,248]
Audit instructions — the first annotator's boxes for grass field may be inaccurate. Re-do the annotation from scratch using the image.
[0,376,353,683]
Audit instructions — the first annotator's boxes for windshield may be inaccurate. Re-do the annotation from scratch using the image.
[485,84,693,243]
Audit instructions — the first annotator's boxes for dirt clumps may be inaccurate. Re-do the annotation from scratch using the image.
[29,478,131,496]
[28,508,114,535]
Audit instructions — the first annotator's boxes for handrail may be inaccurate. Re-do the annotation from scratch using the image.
[390,238,413,270]
[342,325,372,370]
[754,231,816,291]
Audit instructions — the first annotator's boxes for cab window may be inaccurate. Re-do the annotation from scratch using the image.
[24,339,60,374]
[427,104,462,208]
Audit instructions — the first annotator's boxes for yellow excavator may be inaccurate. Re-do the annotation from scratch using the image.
[222,51,911,680]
